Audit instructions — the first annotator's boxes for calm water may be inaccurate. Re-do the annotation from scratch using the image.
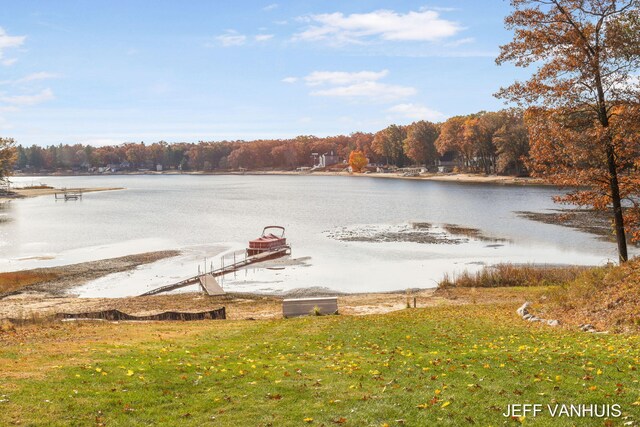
[0,175,627,296]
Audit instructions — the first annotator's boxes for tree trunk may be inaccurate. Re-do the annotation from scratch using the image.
[605,143,628,262]
[594,60,627,262]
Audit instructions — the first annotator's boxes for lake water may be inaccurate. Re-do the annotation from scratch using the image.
[0,175,627,296]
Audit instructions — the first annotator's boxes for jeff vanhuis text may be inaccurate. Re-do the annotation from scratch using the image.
[503,404,622,418]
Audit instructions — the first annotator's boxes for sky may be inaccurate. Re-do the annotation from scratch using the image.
[0,1,533,147]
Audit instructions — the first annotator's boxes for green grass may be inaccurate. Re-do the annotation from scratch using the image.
[1,304,639,426]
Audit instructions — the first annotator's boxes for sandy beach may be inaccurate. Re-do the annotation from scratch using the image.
[253,170,548,186]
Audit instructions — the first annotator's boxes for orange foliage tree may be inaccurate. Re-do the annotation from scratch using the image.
[435,116,472,169]
[403,121,439,168]
[348,150,368,173]
[497,0,640,262]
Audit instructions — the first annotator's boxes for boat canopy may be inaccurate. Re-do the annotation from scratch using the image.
[261,226,285,238]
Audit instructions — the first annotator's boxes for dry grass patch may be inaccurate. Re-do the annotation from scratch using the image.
[0,271,61,293]
[543,258,640,332]
[438,263,589,288]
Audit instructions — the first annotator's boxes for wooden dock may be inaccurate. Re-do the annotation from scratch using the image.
[140,246,291,296]
[54,188,83,201]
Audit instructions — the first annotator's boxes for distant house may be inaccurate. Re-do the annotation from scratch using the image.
[313,151,340,168]
[437,151,457,173]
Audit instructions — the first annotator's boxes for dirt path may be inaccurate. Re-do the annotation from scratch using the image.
[0,289,449,321]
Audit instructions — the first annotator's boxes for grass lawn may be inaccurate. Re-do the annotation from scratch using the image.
[1,301,639,426]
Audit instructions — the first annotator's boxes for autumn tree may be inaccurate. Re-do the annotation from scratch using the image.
[496,0,640,262]
[348,150,368,172]
[124,143,147,168]
[435,116,469,169]
[493,109,530,175]
[227,144,256,169]
[0,138,16,181]
[372,125,407,167]
[352,132,376,162]
[403,121,439,168]
[471,112,504,174]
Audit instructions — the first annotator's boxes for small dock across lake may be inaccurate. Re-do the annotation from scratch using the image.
[54,189,83,201]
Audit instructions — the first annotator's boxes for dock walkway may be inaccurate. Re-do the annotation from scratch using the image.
[140,246,290,296]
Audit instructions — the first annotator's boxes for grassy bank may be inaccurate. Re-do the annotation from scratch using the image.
[1,297,639,426]
[437,261,640,333]
[543,259,640,333]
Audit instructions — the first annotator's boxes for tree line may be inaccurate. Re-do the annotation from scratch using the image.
[9,109,530,175]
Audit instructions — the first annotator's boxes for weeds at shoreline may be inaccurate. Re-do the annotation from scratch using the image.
[438,264,591,289]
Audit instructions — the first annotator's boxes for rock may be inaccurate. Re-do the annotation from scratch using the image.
[516,302,530,317]
[516,302,560,328]
[579,324,596,332]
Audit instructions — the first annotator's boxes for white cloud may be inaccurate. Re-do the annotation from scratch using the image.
[288,69,416,102]
[77,137,125,147]
[0,27,25,50]
[445,37,475,47]
[263,3,278,11]
[0,88,55,106]
[387,103,446,121]
[0,105,19,113]
[215,30,247,47]
[311,81,416,102]
[255,34,274,42]
[303,70,388,86]
[294,9,462,45]
[0,27,26,67]
[15,72,59,84]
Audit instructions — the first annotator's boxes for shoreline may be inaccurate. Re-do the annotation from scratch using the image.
[9,170,551,186]
[0,186,124,204]
[0,249,587,322]
[0,250,442,321]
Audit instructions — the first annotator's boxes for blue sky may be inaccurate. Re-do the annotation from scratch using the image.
[0,1,531,146]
